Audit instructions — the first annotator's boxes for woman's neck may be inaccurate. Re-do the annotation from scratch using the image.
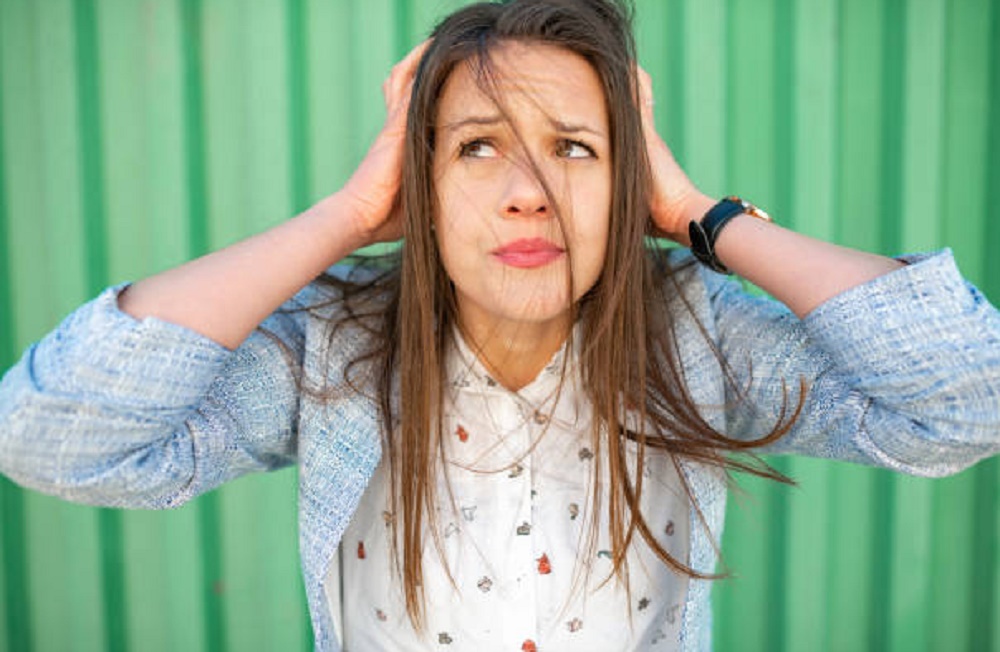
[458,315,571,392]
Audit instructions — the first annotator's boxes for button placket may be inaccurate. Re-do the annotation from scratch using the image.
[527,396,557,649]
[500,391,539,650]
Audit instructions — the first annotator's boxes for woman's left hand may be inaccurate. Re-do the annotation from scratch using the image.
[635,69,905,318]
[637,66,713,245]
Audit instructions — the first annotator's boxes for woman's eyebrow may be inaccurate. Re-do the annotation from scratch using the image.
[442,115,503,132]
[548,118,606,138]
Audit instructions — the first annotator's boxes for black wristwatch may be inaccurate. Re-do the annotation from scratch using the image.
[688,196,771,274]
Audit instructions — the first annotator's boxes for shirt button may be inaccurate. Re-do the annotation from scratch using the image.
[533,410,549,425]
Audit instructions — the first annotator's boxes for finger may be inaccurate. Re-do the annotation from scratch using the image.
[635,64,652,96]
[384,39,432,107]
[634,65,656,122]
[399,39,432,70]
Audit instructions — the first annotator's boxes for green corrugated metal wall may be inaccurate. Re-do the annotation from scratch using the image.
[0,0,997,650]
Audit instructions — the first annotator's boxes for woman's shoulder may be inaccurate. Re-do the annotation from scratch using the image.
[653,246,727,318]
[659,246,738,300]
[264,260,396,383]
[275,260,397,326]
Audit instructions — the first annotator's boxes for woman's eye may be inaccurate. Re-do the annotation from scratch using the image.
[459,139,498,158]
[555,139,596,159]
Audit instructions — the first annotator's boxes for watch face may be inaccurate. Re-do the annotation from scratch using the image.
[728,195,771,222]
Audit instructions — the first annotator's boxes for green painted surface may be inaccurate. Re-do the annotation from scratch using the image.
[0,0,997,650]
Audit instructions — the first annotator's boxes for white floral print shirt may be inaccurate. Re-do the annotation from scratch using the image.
[328,329,690,651]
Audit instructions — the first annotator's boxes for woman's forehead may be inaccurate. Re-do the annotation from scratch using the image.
[435,41,608,134]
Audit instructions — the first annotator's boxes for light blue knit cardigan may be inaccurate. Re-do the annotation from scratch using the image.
[2,250,999,650]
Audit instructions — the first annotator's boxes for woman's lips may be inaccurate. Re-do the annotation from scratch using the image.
[491,238,565,268]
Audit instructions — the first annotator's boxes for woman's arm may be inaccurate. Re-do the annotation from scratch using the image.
[120,41,427,350]
[692,250,1000,476]
[0,42,427,506]
[637,67,902,318]
[0,284,300,508]
[637,69,1000,473]
[672,195,903,319]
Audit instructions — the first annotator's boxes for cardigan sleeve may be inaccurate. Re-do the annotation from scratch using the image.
[702,249,1000,477]
[0,283,322,509]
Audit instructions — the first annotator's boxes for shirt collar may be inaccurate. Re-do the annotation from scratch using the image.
[446,324,579,404]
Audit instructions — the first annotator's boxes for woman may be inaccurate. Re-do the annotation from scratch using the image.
[1,0,998,650]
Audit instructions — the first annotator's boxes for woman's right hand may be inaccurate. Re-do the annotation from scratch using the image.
[340,40,430,246]
[118,40,432,349]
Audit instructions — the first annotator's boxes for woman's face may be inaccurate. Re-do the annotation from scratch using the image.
[432,41,612,339]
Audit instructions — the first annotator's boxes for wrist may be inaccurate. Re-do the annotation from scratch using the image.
[654,192,714,247]
[307,192,374,254]
[674,193,717,247]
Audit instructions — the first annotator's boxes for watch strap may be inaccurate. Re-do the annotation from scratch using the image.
[688,196,770,274]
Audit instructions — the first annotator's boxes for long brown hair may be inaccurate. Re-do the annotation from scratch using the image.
[318,0,800,631]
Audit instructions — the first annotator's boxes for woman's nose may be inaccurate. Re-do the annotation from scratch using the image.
[500,161,549,219]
